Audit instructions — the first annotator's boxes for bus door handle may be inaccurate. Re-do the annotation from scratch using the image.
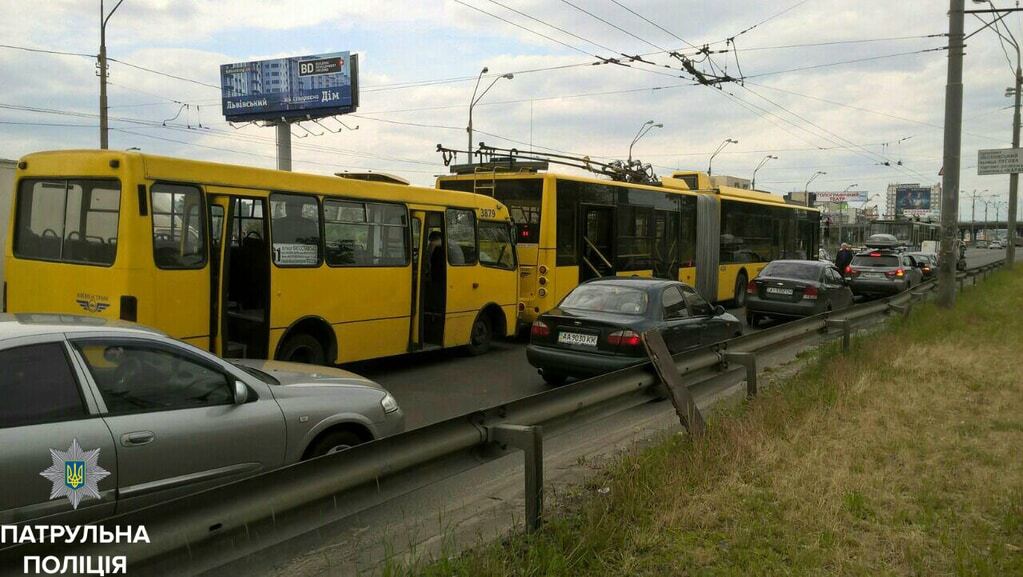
[472,282,480,289]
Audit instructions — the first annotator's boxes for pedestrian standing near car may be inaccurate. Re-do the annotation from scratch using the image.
[835,243,854,273]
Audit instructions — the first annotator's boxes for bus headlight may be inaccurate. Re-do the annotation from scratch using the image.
[538,276,547,286]
[538,287,548,298]
[381,393,399,414]
[538,265,548,275]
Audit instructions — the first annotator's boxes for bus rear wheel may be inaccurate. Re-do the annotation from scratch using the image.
[466,314,493,356]
[733,272,749,308]
[279,333,326,365]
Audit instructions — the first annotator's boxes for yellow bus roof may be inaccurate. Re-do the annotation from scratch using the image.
[18,150,509,214]
[437,169,818,212]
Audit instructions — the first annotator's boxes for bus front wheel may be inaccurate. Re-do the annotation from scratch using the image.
[279,333,326,365]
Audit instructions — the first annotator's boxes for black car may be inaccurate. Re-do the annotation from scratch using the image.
[745,260,854,327]
[526,278,742,385]
[905,252,937,279]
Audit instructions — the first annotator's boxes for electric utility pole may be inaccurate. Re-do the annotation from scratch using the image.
[98,0,125,150]
[1008,63,1020,266]
[938,0,965,308]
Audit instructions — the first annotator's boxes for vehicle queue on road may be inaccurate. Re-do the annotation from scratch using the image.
[1,149,939,526]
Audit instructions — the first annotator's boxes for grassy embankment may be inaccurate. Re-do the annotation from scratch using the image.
[400,269,1023,576]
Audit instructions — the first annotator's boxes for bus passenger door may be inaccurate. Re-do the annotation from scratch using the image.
[207,196,229,356]
[412,211,445,349]
[580,205,615,282]
[209,192,271,359]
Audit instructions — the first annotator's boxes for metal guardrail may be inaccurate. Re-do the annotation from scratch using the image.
[2,259,1007,575]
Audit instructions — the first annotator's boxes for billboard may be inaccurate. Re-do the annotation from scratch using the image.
[815,190,868,203]
[895,186,931,212]
[220,51,359,122]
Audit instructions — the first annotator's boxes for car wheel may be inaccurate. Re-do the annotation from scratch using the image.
[307,430,364,458]
[733,272,748,307]
[541,370,568,386]
[279,333,326,365]
[466,313,493,356]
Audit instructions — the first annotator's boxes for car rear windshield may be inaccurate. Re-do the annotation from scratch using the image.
[762,262,820,280]
[851,254,900,267]
[560,284,648,315]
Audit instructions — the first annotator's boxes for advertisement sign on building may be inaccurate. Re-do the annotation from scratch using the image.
[895,185,931,214]
[815,190,868,203]
[220,51,359,122]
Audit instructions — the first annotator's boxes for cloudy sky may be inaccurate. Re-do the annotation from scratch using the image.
[2,0,1021,219]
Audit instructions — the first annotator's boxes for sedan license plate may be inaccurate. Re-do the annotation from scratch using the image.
[558,332,598,347]
[862,272,884,279]
[766,287,793,295]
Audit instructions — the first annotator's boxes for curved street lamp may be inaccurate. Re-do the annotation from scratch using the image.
[803,171,826,207]
[467,67,514,157]
[750,154,777,190]
[708,138,738,175]
[628,120,663,162]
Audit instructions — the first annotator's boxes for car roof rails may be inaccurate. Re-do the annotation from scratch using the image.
[863,233,906,251]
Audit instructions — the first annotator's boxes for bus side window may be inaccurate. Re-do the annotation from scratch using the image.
[151,183,207,269]
[269,193,321,267]
[445,209,477,266]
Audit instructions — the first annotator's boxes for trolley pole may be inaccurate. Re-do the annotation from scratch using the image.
[938,0,964,308]
[276,122,292,171]
[1008,64,1021,267]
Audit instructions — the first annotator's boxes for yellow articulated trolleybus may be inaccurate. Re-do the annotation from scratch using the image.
[436,146,820,324]
[5,150,519,363]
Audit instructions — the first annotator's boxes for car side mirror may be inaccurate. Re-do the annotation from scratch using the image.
[714,305,726,316]
[233,380,249,405]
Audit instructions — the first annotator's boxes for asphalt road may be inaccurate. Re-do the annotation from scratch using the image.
[347,247,1013,430]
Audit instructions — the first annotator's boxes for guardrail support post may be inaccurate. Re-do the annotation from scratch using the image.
[723,352,758,398]
[825,319,851,352]
[487,424,543,533]
[888,302,911,318]
[642,330,706,437]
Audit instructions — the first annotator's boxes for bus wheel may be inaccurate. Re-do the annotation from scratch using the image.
[733,272,749,308]
[466,313,493,356]
[279,333,326,365]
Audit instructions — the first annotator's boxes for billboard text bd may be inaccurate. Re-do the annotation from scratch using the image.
[220,51,359,122]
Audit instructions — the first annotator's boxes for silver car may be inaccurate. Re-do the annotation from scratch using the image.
[0,314,404,525]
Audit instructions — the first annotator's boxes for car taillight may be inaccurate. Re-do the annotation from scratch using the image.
[530,320,550,338]
[844,265,852,274]
[846,267,859,277]
[608,329,642,347]
[802,286,818,300]
[746,280,757,295]
[885,268,905,278]
[923,266,931,273]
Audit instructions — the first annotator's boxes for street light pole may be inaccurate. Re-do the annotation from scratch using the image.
[99,0,125,150]
[628,121,662,163]
[937,0,964,308]
[751,154,777,190]
[467,67,513,161]
[804,171,826,207]
[707,138,737,175]
[1008,64,1021,266]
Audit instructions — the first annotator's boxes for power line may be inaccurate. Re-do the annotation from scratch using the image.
[558,0,668,52]
[734,0,814,38]
[484,0,620,55]
[453,0,595,57]
[608,0,699,49]
[744,46,948,79]
[107,57,221,90]
[0,43,93,58]
[738,33,947,52]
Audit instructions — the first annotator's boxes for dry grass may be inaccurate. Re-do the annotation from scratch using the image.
[400,270,1023,577]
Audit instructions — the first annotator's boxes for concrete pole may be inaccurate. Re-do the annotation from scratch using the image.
[99,2,108,150]
[1008,65,1021,267]
[276,122,292,171]
[938,0,964,308]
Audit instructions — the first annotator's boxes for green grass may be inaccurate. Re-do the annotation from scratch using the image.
[394,270,1023,577]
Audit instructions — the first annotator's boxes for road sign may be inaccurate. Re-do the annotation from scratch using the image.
[977,148,1023,175]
